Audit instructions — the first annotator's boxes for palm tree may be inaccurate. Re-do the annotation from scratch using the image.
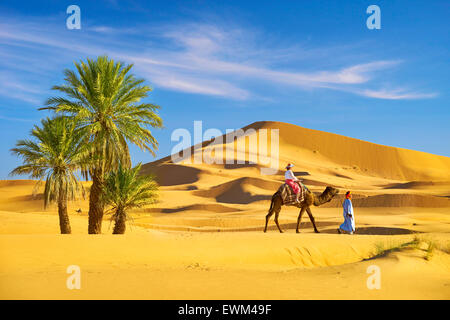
[10,116,88,234]
[41,56,163,234]
[102,163,158,234]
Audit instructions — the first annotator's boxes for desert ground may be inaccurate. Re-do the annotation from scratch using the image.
[1,121,449,299]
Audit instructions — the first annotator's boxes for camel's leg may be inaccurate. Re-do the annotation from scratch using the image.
[264,195,280,232]
[306,207,320,233]
[264,206,274,233]
[274,207,283,233]
[296,206,306,233]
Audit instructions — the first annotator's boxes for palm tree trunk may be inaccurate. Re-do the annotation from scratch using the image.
[112,208,126,234]
[88,169,104,234]
[58,189,71,234]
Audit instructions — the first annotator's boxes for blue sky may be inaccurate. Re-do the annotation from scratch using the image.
[0,0,449,179]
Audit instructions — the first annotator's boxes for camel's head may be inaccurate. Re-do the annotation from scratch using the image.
[313,186,340,206]
[325,186,340,198]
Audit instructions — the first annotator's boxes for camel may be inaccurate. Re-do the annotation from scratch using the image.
[264,186,339,233]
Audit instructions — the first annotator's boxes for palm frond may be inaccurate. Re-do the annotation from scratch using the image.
[102,163,158,219]
[41,55,163,179]
[10,116,89,207]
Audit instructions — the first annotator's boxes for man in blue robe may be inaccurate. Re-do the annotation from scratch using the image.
[338,191,355,234]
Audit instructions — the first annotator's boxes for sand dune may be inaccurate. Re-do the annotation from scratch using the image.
[193,177,279,204]
[383,181,442,189]
[323,194,450,208]
[243,121,450,181]
[139,121,450,207]
[1,121,449,299]
[352,194,450,207]
[0,180,36,187]
[144,203,242,214]
[0,218,449,299]
[140,163,201,186]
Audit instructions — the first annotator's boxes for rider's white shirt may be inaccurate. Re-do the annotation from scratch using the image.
[285,170,298,181]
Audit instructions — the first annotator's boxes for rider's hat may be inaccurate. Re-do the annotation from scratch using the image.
[286,163,294,169]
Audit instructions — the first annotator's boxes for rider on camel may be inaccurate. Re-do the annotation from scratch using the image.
[285,163,301,202]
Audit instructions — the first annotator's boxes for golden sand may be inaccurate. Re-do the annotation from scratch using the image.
[1,121,449,299]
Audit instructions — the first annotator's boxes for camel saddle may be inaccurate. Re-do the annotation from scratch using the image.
[278,181,305,206]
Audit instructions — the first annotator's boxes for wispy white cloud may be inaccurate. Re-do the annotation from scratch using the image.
[0,73,45,104]
[90,26,115,33]
[150,73,250,99]
[359,89,438,100]
[157,24,397,85]
[0,16,437,102]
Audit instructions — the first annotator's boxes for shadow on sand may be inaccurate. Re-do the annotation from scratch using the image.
[321,226,421,235]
